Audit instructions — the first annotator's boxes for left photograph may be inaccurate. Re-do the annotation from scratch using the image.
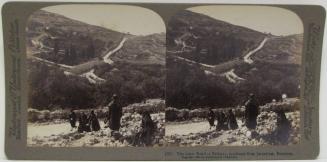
[26,5,166,147]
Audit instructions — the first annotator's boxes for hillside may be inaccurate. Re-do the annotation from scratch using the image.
[167,10,266,65]
[166,10,303,109]
[26,10,125,65]
[253,34,303,65]
[112,33,166,65]
[26,10,166,110]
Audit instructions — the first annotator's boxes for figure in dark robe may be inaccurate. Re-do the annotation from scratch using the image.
[88,110,100,131]
[274,109,291,144]
[78,113,84,133]
[137,111,156,146]
[244,93,259,129]
[68,109,77,130]
[227,109,238,130]
[78,112,90,133]
[107,94,123,131]
[216,111,227,131]
[207,108,215,129]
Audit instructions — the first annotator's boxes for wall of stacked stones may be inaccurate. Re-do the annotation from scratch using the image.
[166,98,300,122]
[28,99,165,122]
[27,98,299,122]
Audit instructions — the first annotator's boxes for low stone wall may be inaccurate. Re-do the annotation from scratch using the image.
[166,98,300,122]
[28,99,165,122]
[260,98,300,112]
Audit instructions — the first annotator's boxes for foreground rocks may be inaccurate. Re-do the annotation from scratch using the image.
[28,112,165,147]
[28,98,300,147]
[165,110,300,146]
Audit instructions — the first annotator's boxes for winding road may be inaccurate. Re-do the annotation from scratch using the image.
[80,69,106,84]
[171,36,269,83]
[173,56,216,68]
[30,34,128,84]
[221,69,245,83]
[31,56,74,69]
[243,37,268,64]
[103,37,127,64]
[169,32,199,54]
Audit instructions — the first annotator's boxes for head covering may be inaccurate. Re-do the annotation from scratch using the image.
[112,94,118,99]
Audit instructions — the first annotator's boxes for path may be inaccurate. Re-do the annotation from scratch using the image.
[220,69,245,83]
[171,37,269,83]
[28,122,72,137]
[165,119,247,146]
[166,121,213,136]
[80,69,106,84]
[29,36,131,84]
[31,56,74,69]
[243,37,269,64]
[168,32,199,54]
[173,56,216,68]
[103,37,127,64]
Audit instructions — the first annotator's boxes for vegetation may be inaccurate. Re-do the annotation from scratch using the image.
[167,10,265,65]
[166,57,300,109]
[166,10,302,109]
[27,10,124,65]
[27,10,166,110]
[27,61,165,110]
[36,38,98,65]
[166,58,235,108]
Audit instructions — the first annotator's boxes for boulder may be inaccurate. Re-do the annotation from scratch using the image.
[256,111,278,136]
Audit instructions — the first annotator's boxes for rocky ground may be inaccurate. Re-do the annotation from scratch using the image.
[164,110,300,146]
[28,112,165,147]
[28,99,300,147]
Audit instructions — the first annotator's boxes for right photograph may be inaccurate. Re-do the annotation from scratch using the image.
[165,5,302,146]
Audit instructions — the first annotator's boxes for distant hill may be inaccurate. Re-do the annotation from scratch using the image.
[112,33,166,65]
[26,10,125,65]
[26,10,166,110]
[166,10,303,109]
[253,34,303,65]
[167,10,266,65]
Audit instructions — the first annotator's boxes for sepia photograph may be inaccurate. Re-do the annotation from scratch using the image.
[26,4,166,147]
[2,1,326,160]
[165,5,302,146]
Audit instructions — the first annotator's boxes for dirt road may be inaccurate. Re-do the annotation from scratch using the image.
[165,111,300,146]
[165,121,213,136]
[243,37,268,64]
[103,37,128,64]
[27,113,165,147]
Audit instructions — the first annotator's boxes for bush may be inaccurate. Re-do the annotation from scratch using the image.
[27,60,165,110]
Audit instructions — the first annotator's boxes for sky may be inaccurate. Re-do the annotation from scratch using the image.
[42,4,166,35]
[188,5,303,36]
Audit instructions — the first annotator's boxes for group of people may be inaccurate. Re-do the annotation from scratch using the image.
[206,94,258,131]
[68,94,157,146]
[69,110,100,132]
[207,94,288,130]
[67,94,127,133]
[207,93,291,142]
[207,109,239,131]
